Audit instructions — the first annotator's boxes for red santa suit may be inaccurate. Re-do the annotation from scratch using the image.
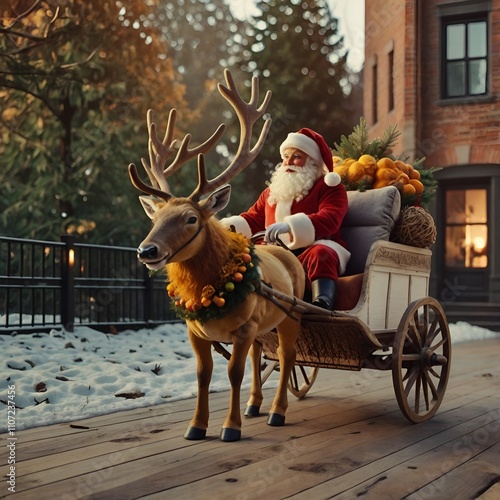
[223,159,351,283]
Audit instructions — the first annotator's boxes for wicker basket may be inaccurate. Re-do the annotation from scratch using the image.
[392,206,437,249]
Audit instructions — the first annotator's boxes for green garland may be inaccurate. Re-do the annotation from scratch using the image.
[168,242,261,324]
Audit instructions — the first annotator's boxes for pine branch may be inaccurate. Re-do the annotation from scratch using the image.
[375,123,401,157]
[332,117,370,159]
[332,117,401,160]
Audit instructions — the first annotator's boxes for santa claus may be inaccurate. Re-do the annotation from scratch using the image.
[222,128,350,309]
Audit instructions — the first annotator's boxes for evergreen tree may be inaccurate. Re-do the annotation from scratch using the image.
[149,0,254,211]
[241,0,357,182]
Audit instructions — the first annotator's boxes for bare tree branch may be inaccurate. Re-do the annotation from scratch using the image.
[2,0,43,31]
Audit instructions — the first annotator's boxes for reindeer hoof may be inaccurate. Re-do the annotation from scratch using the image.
[244,404,261,417]
[184,426,207,440]
[220,427,241,442]
[267,413,286,426]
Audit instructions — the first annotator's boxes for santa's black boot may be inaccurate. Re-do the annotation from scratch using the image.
[311,279,337,310]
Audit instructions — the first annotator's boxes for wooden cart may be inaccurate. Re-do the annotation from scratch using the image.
[215,186,452,424]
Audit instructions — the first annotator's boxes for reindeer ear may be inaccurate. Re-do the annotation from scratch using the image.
[139,196,162,219]
[199,185,231,217]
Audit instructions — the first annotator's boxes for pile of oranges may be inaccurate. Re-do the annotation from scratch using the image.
[333,154,425,197]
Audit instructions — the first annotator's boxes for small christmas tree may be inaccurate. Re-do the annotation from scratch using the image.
[332,117,401,160]
[330,118,438,209]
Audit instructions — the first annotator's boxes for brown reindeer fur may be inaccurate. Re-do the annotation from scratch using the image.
[166,217,243,303]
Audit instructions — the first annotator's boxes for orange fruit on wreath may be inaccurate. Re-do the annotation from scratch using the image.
[394,160,410,175]
[376,157,397,171]
[402,184,417,196]
[409,168,421,180]
[358,154,377,166]
[347,161,366,182]
[409,179,425,195]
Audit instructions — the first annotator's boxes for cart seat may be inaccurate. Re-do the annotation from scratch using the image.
[334,186,401,311]
[341,185,401,276]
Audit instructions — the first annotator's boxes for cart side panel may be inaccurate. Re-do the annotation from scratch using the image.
[345,241,432,330]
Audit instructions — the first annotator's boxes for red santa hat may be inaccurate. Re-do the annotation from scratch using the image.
[279,128,341,187]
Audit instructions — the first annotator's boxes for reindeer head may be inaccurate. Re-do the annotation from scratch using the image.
[128,69,272,270]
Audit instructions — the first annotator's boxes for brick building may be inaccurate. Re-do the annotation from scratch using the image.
[364,0,500,328]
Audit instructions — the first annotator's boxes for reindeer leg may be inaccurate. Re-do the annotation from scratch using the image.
[244,340,264,417]
[221,327,255,442]
[268,316,300,426]
[184,328,213,440]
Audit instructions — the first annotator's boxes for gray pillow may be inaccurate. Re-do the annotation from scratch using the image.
[341,186,401,275]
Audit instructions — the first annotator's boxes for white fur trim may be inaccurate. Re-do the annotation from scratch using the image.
[220,215,252,239]
[324,172,341,187]
[283,212,315,250]
[280,133,323,165]
[315,239,351,275]
[274,199,293,222]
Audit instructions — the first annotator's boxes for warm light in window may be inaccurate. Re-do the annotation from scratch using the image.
[445,188,488,268]
[68,249,75,267]
[473,237,486,252]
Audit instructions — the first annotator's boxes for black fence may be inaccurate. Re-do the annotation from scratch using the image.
[0,235,178,334]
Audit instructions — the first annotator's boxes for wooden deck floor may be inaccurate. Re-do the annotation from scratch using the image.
[1,338,499,499]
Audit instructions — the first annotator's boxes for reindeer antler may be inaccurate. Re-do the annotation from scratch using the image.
[128,69,271,202]
[190,69,272,202]
[128,108,226,200]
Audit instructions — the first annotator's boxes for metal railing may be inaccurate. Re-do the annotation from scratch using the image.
[0,235,177,333]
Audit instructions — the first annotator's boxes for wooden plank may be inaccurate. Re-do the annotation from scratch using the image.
[367,270,389,329]
[409,274,428,302]
[386,272,409,328]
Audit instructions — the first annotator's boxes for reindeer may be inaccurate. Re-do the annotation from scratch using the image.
[128,69,305,442]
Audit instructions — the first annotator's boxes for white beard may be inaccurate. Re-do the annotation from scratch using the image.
[268,158,322,206]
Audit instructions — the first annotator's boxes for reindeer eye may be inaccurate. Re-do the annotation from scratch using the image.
[187,216,197,224]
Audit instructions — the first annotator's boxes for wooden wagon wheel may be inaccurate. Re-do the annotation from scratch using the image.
[257,359,319,399]
[288,364,319,399]
[392,297,451,423]
[213,342,319,399]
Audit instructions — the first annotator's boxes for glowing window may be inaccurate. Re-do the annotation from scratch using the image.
[445,189,488,268]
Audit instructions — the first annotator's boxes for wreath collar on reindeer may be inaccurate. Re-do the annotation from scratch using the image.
[166,232,261,323]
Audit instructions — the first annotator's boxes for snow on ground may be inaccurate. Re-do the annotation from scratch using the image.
[1,321,499,432]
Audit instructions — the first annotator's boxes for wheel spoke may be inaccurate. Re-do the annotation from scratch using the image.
[407,321,422,351]
[261,361,279,385]
[414,372,421,413]
[290,367,299,391]
[299,365,311,386]
[424,369,439,400]
[404,364,420,396]
[422,371,430,411]
[422,305,431,344]
[428,366,441,379]
[426,316,441,345]
[430,336,448,352]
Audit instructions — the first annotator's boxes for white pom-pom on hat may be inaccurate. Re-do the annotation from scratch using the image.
[324,171,341,187]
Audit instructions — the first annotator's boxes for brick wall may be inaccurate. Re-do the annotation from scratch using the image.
[364,0,415,156]
[419,0,500,168]
[365,0,500,167]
